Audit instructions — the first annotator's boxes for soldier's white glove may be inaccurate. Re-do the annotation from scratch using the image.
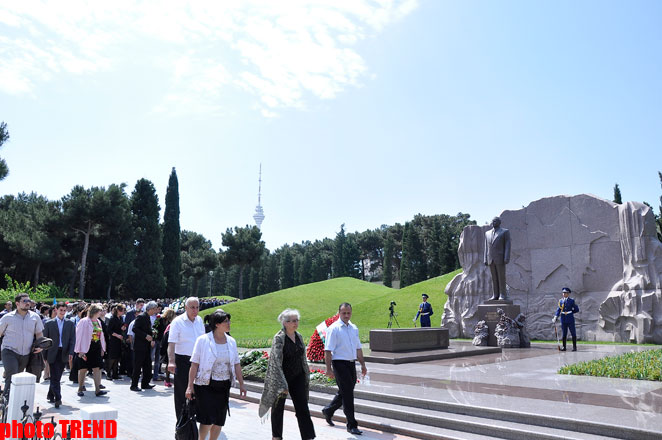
[412,318,416,322]
[552,316,558,324]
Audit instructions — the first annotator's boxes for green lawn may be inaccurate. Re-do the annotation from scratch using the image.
[201,270,460,347]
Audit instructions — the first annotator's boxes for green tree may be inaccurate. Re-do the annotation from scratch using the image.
[258,252,280,295]
[0,193,62,286]
[180,230,217,297]
[333,224,360,278]
[279,246,294,289]
[162,167,181,298]
[130,179,165,299]
[382,232,395,288]
[95,184,134,299]
[299,249,312,285]
[310,238,333,282]
[62,185,111,298]
[0,122,10,181]
[220,225,265,300]
[356,228,384,280]
[400,221,426,288]
[292,254,302,287]
[613,183,622,204]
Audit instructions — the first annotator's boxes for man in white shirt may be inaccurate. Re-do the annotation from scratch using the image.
[323,302,367,436]
[167,297,205,421]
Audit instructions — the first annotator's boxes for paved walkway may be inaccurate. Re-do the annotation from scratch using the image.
[357,342,662,434]
[1,369,416,440]
[3,342,662,439]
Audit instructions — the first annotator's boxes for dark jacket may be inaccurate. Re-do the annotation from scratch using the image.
[132,313,153,353]
[43,317,76,364]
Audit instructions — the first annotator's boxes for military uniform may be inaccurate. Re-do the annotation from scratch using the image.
[414,295,433,327]
[555,290,579,351]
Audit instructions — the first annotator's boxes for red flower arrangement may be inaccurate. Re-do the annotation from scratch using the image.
[306,313,339,362]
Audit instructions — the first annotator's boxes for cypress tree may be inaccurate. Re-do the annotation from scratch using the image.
[613,183,622,204]
[130,178,165,299]
[162,167,181,298]
[400,222,412,288]
[0,121,9,181]
[280,247,294,289]
[400,221,426,288]
[383,232,394,288]
[333,224,347,277]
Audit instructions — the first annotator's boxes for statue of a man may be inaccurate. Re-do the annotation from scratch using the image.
[484,217,511,300]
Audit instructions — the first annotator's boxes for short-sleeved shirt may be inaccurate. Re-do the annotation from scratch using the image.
[324,319,361,361]
[168,313,205,356]
[0,310,44,355]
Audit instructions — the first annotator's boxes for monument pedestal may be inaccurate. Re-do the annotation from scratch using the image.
[476,299,520,346]
[369,328,449,352]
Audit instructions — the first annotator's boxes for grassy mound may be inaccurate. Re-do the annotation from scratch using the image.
[559,349,662,381]
[201,270,461,347]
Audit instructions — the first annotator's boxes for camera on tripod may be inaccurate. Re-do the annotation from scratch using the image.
[387,300,399,328]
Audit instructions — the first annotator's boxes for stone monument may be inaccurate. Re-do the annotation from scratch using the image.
[443,194,662,343]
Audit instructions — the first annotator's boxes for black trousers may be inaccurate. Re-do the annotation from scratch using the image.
[272,372,316,439]
[48,349,66,401]
[323,360,358,429]
[174,354,192,422]
[131,348,152,388]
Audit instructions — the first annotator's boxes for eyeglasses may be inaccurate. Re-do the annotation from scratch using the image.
[20,299,31,303]
[286,319,299,323]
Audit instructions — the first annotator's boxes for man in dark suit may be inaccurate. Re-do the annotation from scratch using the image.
[43,302,76,408]
[130,301,157,391]
[484,216,511,300]
[124,298,145,327]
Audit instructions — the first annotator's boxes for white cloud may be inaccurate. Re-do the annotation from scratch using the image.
[0,0,418,116]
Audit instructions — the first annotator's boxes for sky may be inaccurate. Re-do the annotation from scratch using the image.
[1,0,661,251]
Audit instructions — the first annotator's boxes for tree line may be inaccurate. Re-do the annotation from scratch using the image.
[0,169,181,300]
[217,213,475,300]
[0,171,475,299]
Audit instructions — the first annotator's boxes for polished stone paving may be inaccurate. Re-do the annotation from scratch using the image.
[2,342,661,438]
[356,342,662,433]
[0,364,417,440]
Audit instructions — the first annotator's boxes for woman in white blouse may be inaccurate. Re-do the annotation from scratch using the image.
[185,310,246,440]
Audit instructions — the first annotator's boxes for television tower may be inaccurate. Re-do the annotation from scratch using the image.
[253,164,265,229]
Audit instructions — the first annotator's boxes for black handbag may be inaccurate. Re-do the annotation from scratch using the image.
[175,400,198,440]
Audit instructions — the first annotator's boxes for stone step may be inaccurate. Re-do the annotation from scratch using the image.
[239,381,659,440]
[232,388,503,440]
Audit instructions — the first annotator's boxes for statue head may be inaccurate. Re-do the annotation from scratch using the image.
[491,217,501,229]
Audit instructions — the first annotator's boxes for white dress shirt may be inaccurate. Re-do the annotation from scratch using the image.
[324,319,361,361]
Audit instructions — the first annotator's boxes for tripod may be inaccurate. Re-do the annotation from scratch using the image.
[387,306,400,328]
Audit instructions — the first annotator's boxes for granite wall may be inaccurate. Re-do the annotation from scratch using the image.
[442,194,662,343]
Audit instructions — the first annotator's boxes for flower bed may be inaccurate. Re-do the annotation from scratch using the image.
[558,349,662,381]
[240,350,337,387]
[240,350,270,381]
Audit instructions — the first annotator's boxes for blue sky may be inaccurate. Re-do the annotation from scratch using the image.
[1,1,661,250]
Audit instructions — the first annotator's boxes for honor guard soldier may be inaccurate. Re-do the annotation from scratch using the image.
[413,293,433,327]
[553,287,579,351]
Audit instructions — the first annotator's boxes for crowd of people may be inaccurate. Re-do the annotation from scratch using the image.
[0,295,235,400]
[0,293,373,440]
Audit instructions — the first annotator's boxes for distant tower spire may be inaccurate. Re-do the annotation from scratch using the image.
[253,164,265,229]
